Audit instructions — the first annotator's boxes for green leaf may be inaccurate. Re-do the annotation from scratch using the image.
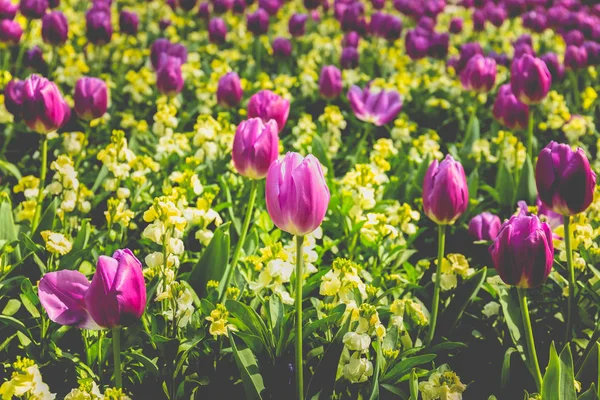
[174,332,206,376]
[578,384,599,400]
[303,305,345,340]
[468,168,479,200]
[516,155,537,205]
[368,338,383,400]
[459,113,480,163]
[32,198,58,244]
[312,136,333,175]
[127,351,160,376]
[225,300,271,353]
[268,293,283,338]
[409,369,419,400]
[438,267,486,336]
[499,287,535,379]
[2,299,20,316]
[501,348,517,388]
[382,354,437,384]
[229,330,266,400]
[0,159,21,179]
[542,343,577,400]
[0,197,21,260]
[187,222,231,298]
[0,315,33,340]
[495,163,515,206]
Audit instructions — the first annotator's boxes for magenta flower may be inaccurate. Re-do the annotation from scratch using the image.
[319,65,342,99]
[217,72,243,107]
[460,55,497,93]
[422,155,469,225]
[74,77,108,120]
[247,90,290,133]
[21,74,68,134]
[4,79,25,117]
[156,55,184,96]
[0,0,18,20]
[510,54,552,105]
[232,118,279,179]
[492,84,529,131]
[119,10,139,36]
[468,212,501,241]
[41,11,68,46]
[0,19,23,44]
[347,85,402,126]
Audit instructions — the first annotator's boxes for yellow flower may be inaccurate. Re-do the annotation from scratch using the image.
[40,231,73,255]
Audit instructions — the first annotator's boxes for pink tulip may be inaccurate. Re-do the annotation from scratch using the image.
[247,90,290,133]
[232,118,279,179]
[347,85,402,126]
[422,155,469,225]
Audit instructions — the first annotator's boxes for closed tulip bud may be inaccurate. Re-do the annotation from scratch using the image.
[522,10,547,33]
[208,17,227,43]
[473,9,485,31]
[212,0,232,14]
[405,29,429,60]
[247,90,290,132]
[489,214,553,288]
[0,0,18,20]
[584,41,600,66]
[288,13,308,36]
[119,10,139,35]
[492,84,529,130]
[347,85,402,126]
[86,8,112,45]
[198,2,210,19]
[266,152,330,236]
[540,52,565,81]
[564,45,587,70]
[272,37,292,58]
[22,74,67,134]
[488,50,510,67]
[259,0,280,15]
[159,18,171,30]
[4,79,25,117]
[0,19,22,44]
[23,45,45,71]
[468,212,501,241]
[150,39,187,70]
[485,4,506,27]
[319,65,342,99]
[20,0,47,19]
[382,14,402,41]
[247,8,269,35]
[342,31,360,48]
[42,11,68,46]
[422,155,469,225]
[454,42,483,74]
[156,55,184,96]
[564,30,584,46]
[340,46,359,69]
[85,249,146,328]
[232,0,245,13]
[393,0,423,18]
[178,0,197,11]
[510,55,552,105]
[460,55,496,93]
[449,17,463,33]
[417,16,435,32]
[535,141,596,216]
[371,0,384,10]
[427,32,449,59]
[217,72,243,107]
[232,118,279,179]
[74,77,108,120]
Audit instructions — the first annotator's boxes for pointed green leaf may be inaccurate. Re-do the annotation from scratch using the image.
[229,330,266,400]
[438,267,486,336]
[516,155,537,205]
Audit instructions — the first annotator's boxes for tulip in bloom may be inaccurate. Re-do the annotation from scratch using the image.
[74,77,108,120]
[342,31,360,48]
[564,45,588,71]
[156,55,185,96]
[20,0,47,19]
[24,46,45,71]
[405,29,429,60]
[489,214,553,288]
[288,13,308,36]
[0,0,18,20]
[468,212,501,241]
[535,141,596,216]
[449,17,463,34]
[272,37,292,58]
[540,52,565,82]
[460,55,497,93]
[347,85,402,126]
[86,7,112,45]
[208,17,227,43]
[0,19,22,44]
[4,79,25,117]
[41,11,68,46]
[510,55,552,105]
[422,155,469,225]
[119,10,139,35]
[247,8,269,35]
[247,90,290,132]
[492,84,529,131]
[21,74,68,134]
[232,118,279,179]
[340,46,359,69]
[266,152,330,236]
[150,38,187,70]
[319,65,342,99]
[38,249,147,329]
[217,72,243,107]
[454,42,483,74]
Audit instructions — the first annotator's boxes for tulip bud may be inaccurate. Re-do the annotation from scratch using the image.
[540,52,565,82]
[85,249,146,328]
[340,46,359,69]
[347,85,402,126]
[86,8,112,45]
[564,45,588,71]
[460,55,496,93]
[510,55,552,105]
[0,0,18,20]
[564,30,584,46]
[473,9,485,31]
[288,13,307,37]
[178,0,197,11]
[488,50,510,67]
[417,16,435,32]
[212,0,232,13]
[4,79,25,117]
[468,212,501,241]
[22,74,67,134]
[342,31,360,48]
[584,41,600,66]
[427,32,449,59]
[0,19,22,44]
[20,0,47,19]
[232,0,245,13]
[198,2,210,18]
[232,118,279,179]
[208,17,227,43]
[119,10,139,35]
[405,29,429,60]
[492,84,529,130]
[159,18,171,31]
[258,0,280,15]
[489,214,553,288]
[247,8,269,36]
[42,11,68,46]
[156,55,184,96]
[272,37,292,58]
[23,45,45,71]
[247,89,290,132]
[319,65,342,99]
[266,152,330,236]
[150,39,187,70]
[74,77,108,120]
[449,17,463,33]
[217,72,243,107]
[454,42,483,74]
[535,141,596,216]
[522,10,547,33]
[422,155,469,225]
[485,4,506,27]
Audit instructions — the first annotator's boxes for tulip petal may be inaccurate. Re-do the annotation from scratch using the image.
[85,255,120,328]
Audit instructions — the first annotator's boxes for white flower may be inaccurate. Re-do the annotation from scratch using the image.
[267,259,294,282]
[342,352,374,383]
[343,332,371,352]
[482,302,500,318]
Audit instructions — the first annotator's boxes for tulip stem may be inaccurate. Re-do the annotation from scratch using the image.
[98,330,103,384]
[426,224,446,345]
[295,235,305,400]
[219,179,258,303]
[112,328,122,389]
[569,71,581,110]
[526,108,534,160]
[517,287,543,391]
[564,216,575,344]
[14,19,32,75]
[31,136,48,232]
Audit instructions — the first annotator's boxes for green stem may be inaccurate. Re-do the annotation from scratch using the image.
[426,224,446,345]
[14,19,32,75]
[517,287,543,391]
[98,330,103,383]
[526,108,535,161]
[31,136,48,232]
[564,216,575,344]
[569,71,581,110]
[219,180,258,302]
[295,235,305,400]
[112,328,122,389]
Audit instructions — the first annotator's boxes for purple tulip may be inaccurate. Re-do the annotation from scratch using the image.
[382,14,402,41]
[422,155,469,225]
[217,72,243,107]
[303,0,320,10]
[514,42,535,60]
[339,3,366,33]
[454,42,483,74]
[485,4,506,27]
[584,41,600,66]
[289,13,307,36]
[427,32,449,59]
[522,10,547,33]
[247,89,290,132]
[247,8,269,35]
[266,152,330,236]
[86,7,112,45]
[473,9,486,31]
[198,2,210,18]
[535,141,596,216]
[394,0,423,18]
[159,18,171,31]
[119,10,139,35]
[492,84,529,131]
[510,55,552,105]
[232,118,279,179]
[342,31,360,47]
[468,212,501,241]
[371,0,384,9]
[449,17,463,33]
[417,16,435,32]
[0,0,18,20]
[21,74,67,134]
[536,198,564,230]
[74,77,108,120]
[232,0,245,13]
[540,52,565,82]
[20,0,47,19]
[156,55,184,96]
[564,45,587,70]
[0,19,22,44]
[347,85,402,126]
[150,39,187,70]
[340,46,359,69]
[42,11,68,46]
[460,55,496,93]
[258,0,280,15]
[564,30,584,46]
[23,45,45,71]
[272,37,292,58]
[208,17,227,43]
[489,214,553,288]
[488,50,510,67]
[178,0,197,11]
[212,0,232,13]
[319,65,342,99]
[405,29,429,60]
[4,79,25,117]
